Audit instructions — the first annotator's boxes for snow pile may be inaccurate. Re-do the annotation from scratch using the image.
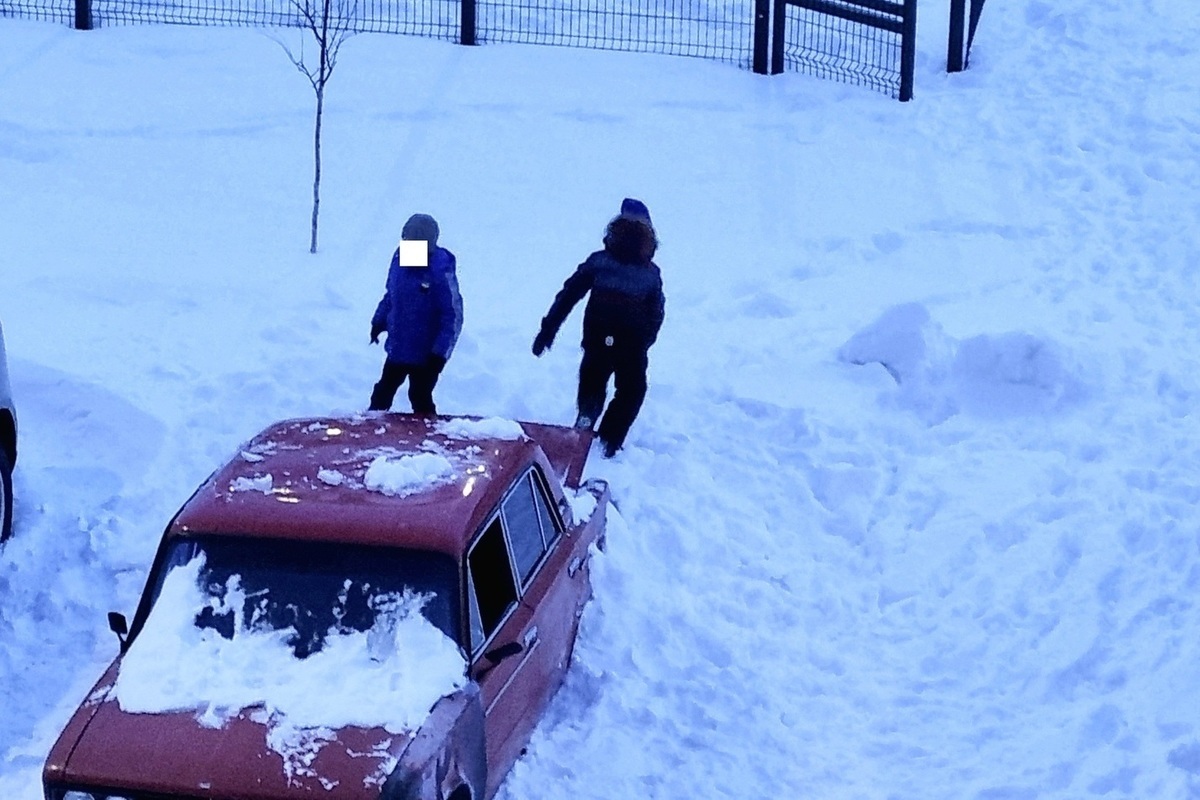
[363,452,456,497]
[838,302,954,388]
[840,302,1089,422]
[950,332,1089,418]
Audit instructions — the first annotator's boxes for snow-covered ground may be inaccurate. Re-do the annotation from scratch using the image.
[3,0,1200,796]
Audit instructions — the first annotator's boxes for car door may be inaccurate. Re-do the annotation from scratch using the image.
[506,468,592,708]
[465,510,538,791]
[466,466,591,794]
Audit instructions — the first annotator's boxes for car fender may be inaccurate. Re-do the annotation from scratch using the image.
[383,683,487,800]
[42,667,118,785]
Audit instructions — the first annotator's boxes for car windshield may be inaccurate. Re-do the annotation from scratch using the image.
[142,535,461,658]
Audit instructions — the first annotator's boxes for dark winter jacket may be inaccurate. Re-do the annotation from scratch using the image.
[372,246,463,366]
[539,216,665,352]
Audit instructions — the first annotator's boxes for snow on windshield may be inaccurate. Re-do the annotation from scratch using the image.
[114,555,466,770]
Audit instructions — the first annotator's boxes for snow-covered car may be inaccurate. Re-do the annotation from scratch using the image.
[0,320,17,543]
[43,413,608,800]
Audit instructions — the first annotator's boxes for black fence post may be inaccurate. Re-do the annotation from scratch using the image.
[947,0,965,72]
[460,0,476,45]
[752,0,769,74]
[770,0,784,74]
[74,0,92,29]
[899,0,916,100]
[965,0,986,67]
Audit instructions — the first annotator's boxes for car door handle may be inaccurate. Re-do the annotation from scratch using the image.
[523,626,539,649]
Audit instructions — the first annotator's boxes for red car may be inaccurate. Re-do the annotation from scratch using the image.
[43,413,609,800]
[1,319,17,542]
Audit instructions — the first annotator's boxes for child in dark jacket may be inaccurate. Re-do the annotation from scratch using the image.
[369,213,463,414]
[532,199,665,457]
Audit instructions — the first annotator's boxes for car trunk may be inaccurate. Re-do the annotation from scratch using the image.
[519,421,594,489]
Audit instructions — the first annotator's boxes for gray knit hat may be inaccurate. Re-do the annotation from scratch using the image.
[401,213,439,246]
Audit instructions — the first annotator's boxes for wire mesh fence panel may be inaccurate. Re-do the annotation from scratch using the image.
[3,0,920,98]
[0,0,74,24]
[776,0,905,98]
[89,0,459,36]
[476,0,756,68]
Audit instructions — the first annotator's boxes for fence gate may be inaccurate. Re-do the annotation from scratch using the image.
[947,0,986,72]
[764,0,917,101]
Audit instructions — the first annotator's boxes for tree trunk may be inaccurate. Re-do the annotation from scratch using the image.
[310,86,323,254]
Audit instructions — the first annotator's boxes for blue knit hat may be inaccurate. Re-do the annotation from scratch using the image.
[620,198,651,225]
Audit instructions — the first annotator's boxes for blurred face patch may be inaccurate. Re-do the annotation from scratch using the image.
[399,239,429,267]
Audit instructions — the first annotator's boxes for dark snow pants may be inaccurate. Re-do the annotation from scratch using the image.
[370,358,443,414]
[576,343,648,452]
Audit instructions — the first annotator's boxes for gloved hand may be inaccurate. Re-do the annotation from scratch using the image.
[370,322,385,344]
[532,329,554,357]
[427,353,448,372]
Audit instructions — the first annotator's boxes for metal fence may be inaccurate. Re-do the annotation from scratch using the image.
[0,0,925,99]
[946,0,984,72]
[770,0,916,100]
[473,0,754,65]
[0,0,760,67]
[1,0,73,25]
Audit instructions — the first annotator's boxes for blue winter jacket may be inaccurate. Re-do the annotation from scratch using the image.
[371,246,463,366]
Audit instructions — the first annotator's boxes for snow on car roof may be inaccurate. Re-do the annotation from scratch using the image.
[170,413,540,555]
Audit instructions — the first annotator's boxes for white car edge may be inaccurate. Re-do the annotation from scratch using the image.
[0,320,16,542]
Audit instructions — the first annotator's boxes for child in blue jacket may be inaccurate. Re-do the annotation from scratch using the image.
[369,213,463,414]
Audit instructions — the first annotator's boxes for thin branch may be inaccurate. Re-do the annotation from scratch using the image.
[283,0,359,253]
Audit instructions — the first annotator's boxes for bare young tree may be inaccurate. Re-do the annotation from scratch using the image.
[278,0,357,253]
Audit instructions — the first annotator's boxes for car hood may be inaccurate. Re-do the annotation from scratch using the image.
[46,663,417,800]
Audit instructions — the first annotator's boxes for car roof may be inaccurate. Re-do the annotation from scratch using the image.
[170,414,549,557]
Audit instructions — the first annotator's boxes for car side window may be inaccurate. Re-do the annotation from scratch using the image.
[530,470,562,547]
[466,517,517,652]
[502,470,564,585]
[502,474,545,584]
